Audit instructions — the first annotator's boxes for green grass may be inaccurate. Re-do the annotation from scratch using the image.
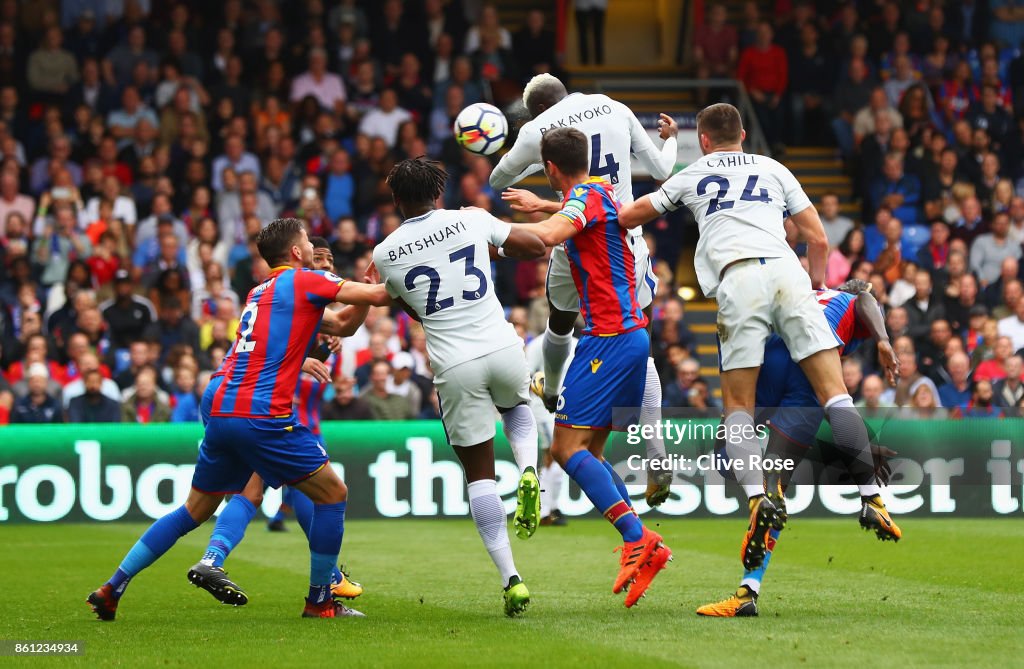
[1,518,1020,668]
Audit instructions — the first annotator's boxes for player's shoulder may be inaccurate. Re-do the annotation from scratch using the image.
[298,267,345,284]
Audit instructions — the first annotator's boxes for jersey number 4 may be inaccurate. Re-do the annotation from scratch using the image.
[405,244,488,315]
[696,174,771,214]
[590,133,620,185]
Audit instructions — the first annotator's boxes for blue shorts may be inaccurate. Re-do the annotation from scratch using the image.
[755,334,823,448]
[555,328,649,430]
[192,376,329,493]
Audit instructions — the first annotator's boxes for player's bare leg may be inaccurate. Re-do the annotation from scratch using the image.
[551,427,671,607]
[798,348,901,541]
[453,439,530,616]
[539,304,577,412]
[721,367,786,570]
[188,473,264,606]
[292,466,364,618]
[641,304,671,507]
[88,488,224,620]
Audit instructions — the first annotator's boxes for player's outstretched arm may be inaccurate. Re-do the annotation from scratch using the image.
[854,290,900,385]
[501,226,546,259]
[320,305,371,338]
[626,106,679,180]
[514,214,580,247]
[490,125,543,190]
[334,278,391,307]
[788,206,829,289]
[501,187,561,215]
[617,195,661,229]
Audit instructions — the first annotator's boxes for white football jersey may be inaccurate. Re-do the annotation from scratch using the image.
[372,209,522,375]
[489,93,677,213]
[650,150,813,297]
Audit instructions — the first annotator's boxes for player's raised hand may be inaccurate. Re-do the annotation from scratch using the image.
[323,335,342,356]
[364,261,379,285]
[658,113,679,140]
[301,357,332,384]
[877,340,900,386]
[501,187,551,214]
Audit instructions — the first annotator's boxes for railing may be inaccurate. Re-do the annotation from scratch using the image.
[592,78,771,157]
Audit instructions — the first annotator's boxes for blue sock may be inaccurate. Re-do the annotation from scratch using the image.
[201,496,257,568]
[564,451,643,542]
[741,527,781,594]
[307,501,346,603]
[289,490,342,583]
[106,505,199,599]
[291,489,314,536]
[602,460,633,508]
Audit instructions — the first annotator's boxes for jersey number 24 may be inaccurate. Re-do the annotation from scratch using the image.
[405,244,488,315]
[697,174,771,214]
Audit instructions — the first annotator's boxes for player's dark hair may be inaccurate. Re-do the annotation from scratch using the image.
[257,217,305,266]
[696,103,743,147]
[386,157,448,210]
[310,235,330,250]
[540,127,588,176]
[837,278,872,295]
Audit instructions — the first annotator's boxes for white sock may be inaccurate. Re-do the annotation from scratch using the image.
[502,404,538,472]
[541,326,573,399]
[723,411,766,498]
[823,394,880,497]
[640,357,667,461]
[467,479,519,586]
[540,460,564,517]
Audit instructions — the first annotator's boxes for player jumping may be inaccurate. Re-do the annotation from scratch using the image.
[87,218,390,620]
[698,279,902,617]
[186,236,363,607]
[619,103,899,572]
[494,73,678,506]
[372,157,547,616]
[511,127,673,608]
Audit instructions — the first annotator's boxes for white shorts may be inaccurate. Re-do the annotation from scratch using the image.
[433,344,531,446]
[715,255,840,371]
[546,233,658,313]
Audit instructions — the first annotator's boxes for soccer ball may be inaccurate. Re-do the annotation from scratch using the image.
[453,103,507,155]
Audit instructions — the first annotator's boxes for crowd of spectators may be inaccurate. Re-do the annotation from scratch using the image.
[1,0,1019,426]
[0,0,573,424]
[693,0,1024,416]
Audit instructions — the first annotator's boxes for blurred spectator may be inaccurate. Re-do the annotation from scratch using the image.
[855,374,895,416]
[66,367,121,422]
[10,362,61,423]
[170,365,199,422]
[121,365,170,423]
[358,89,412,148]
[737,22,787,150]
[998,297,1024,350]
[321,375,373,421]
[27,26,79,99]
[843,358,864,400]
[386,351,423,416]
[976,335,1015,381]
[820,193,853,248]
[211,135,260,193]
[663,358,701,408]
[514,10,556,83]
[905,270,946,343]
[826,227,865,288]
[871,154,922,226]
[62,350,120,409]
[951,379,1003,418]
[290,47,346,113]
[993,355,1024,407]
[142,297,200,362]
[937,351,973,407]
[970,212,1021,286]
[361,359,413,420]
[574,0,607,65]
[0,171,33,230]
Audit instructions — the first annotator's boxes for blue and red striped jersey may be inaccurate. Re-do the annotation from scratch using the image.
[211,266,344,419]
[555,177,647,336]
[294,350,339,435]
[817,289,872,355]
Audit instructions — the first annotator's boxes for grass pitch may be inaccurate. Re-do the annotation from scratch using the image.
[1,517,1019,668]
